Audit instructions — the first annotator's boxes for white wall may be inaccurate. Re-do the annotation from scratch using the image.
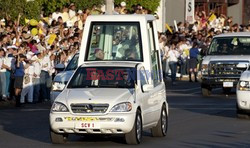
[227,0,243,25]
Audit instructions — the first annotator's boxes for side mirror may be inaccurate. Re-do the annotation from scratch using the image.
[55,63,65,71]
[142,84,154,92]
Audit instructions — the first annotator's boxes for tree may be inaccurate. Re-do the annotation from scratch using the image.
[114,0,160,13]
[72,0,105,10]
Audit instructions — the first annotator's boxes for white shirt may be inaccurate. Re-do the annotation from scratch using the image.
[52,12,62,21]
[91,80,99,86]
[49,60,55,76]
[0,57,3,70]
[23,65,35,85]
[41,55,51,72]
[167,49,180,62]
[69,9,76,19]
[33,60,41,78]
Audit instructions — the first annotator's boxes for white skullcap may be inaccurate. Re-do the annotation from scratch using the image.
[121,1,126,7]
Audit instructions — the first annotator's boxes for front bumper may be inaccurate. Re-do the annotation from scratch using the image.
[237,90,250,111]
[50,112,135,134]
[201,76,239,88]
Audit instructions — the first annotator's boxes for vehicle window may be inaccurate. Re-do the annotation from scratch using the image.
[65,54,79,71]
[85,22,143,61]
[67,67,136,89]
[208,37,250,55]
[148,22,160,86]
[139,67,148,86]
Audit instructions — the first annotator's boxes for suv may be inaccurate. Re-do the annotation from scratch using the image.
[49,15,168,144]
[50,62,168,144]
[201,32,250,96]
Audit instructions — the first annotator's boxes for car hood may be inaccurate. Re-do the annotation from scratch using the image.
[53,70,74,83]
[57,88,135,105]
[240,71,250,81]
[202,55,250,65]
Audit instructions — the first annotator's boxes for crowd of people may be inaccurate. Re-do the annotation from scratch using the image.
[0,1,249,106]
[0,2,157,106]
[159,10,250,85]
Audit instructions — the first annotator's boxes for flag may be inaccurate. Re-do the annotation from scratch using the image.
[48,34,57,45]
[208,14,216,22]
[165,23,173,34]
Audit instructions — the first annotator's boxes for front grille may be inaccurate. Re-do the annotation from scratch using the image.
[209,61,248,76]
[71,103,109,113]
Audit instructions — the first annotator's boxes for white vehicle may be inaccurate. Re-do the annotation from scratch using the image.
[236,67,250,117]
[201,32,250,96]
[50,53,79,103]
[50,15,168,144]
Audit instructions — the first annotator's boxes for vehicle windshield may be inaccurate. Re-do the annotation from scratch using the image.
[208,37,250,55]
[85,22,142,61]
[67,67,136,89]
[65,54,79,71]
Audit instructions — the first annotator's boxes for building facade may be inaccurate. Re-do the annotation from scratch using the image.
[163,0,247,27]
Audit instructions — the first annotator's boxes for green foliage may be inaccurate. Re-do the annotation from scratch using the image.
[42,0,70,15]
[24,0,43,20]
[0,0,160,23]
[72,0,105,10]
[114,0,161,13]
[0,0,26,20]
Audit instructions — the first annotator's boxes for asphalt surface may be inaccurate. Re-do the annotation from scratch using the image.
[0,79,250,148]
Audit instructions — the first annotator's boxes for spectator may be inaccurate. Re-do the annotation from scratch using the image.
[167,43,180,85]
[189,42,200,82]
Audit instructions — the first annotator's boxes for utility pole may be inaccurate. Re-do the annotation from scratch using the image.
[105,0,114,14]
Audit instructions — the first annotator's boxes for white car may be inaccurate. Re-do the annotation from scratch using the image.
[50,62,168,144]
[50,53,79,103]
[236,67,250,117]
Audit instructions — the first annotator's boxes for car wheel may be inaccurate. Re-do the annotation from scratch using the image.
[50,128,68,144]
[236,103,250,119]
[125,110,142,145]
[151,105,168,137]
[201,87,211,96]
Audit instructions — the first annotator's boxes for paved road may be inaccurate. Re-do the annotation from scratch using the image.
[0,80,250,147]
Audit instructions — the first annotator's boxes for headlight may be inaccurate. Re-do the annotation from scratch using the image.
[201,64,208,75]
[238,81,250,91]
[51,102,69,112]
[110,102,132,112]
[52,82,66,91]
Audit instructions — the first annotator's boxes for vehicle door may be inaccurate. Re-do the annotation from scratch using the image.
[137,65,155,125]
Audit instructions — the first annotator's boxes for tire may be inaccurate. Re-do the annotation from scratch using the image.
[201,87,211,96]
[236,103,250,119]
[151,105,168,137]
[50,128,68,144]
[125,110,142,145]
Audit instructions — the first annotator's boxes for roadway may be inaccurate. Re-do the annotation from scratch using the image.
[0,80,250,147]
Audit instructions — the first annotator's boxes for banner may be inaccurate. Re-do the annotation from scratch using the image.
[185,0,195,24]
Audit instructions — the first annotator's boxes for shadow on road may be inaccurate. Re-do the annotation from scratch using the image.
[0,103,51,144]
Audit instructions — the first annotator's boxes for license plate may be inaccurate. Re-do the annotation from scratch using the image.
[223,82,233,87]
[75,122,100,129]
